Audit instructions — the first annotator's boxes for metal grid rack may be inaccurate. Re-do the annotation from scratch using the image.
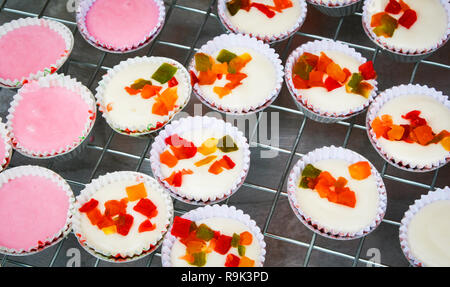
[0,0,448,267]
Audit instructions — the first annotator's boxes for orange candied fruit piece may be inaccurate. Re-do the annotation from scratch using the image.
[326,62,347,83]
[238,256,255,267]
[348,161,371,180]
[213,86,232,98]
[125,86,140,95]
[106,103,113,112]
[86,208,102,226]
[308,70,325,87]
[317,52,333,73]
[371,116,392,138]
[208,160,224,175]
[198,70,217,85]
[317,171,336,186]
[126,182,148,201]
[211,62,228,74]
[194,155,218,167]
[198,138,218,155]
[371,12,387,27]
[141,85,162,99]
[160,150,178,168]
[180,253,195,264]
[441,136,450,151]
[239,231,253,245]
[337,189,356,208]
[152,87,178,116]
[413,125,434,146]
[387,124,405,141]
[292,74,309,89]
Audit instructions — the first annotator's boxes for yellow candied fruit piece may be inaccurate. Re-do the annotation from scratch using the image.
[198,138,219,156]
[441,136,450,151]
[102,225,117,235]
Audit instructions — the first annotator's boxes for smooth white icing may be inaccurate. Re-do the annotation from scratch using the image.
[366,0,448,51]
[197,47,277,110]
[160,128,244,200]
[295,159,379,234]
[79,179,170,256]
[297,50,372,113]
[103,61,189,129]
[376,95,450,166]
[170,217,261,267]
[407,200,450,267]
[225,0,303,37]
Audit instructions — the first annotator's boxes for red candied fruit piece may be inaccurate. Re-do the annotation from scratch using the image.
[292,74,309,89]
[250,2,275,18]
[165,134,197,159]
[114,213,134,236]
[225,254,241,267]
[402,110,427,127]
[190,70,199,86]
[214,234,233,255]
[168,77,179,87]
[384,0,402,14]
[218,155,236,169]
[171,216,193,239]
[97,215,115,229]
[104,199,128,218]
[86,208,102,225]
[358,61,377,80]
[138,220,156,233]
[79,198,98,213]
[398,9,417,29]
[324,76,342,92]
[133,198,158,218]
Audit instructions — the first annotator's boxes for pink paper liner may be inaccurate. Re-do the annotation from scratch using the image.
[72,171,174,262]
[361,0,450,61]
[161,204,266,267]
[399,186,450,267]
[0,121,12,172]
[150,116,251,205]
[0,165,75,256]
[365,84,450,172]
[76,0,166,53]
[287,145,387,240]
[218,0,307,44]
[0,17,74,89]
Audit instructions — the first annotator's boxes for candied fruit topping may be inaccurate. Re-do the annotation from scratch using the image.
[227,0,292,18]
[104,199,128,218]
[114,213,134,236]
[238,245,246,256]
[195,53,213,72]
[372,1,417,37]
[126,182,148,202]
[152,63,178,84]
[398,9,417,29]
[348,161,371,180]
[215,234,233,255]
[152,86,178,116]
[385,0,401,14]
[171,216,193,239]
[208,160,224,175]
[166,134,197,159]
[138,220,156,233]
[192,252,207,267]
[358,61,377,80]
[133,198,158,218]
[239,256,255,267]
[102,225,117,235]
[198,138,219,155]
[160,150,178,168]
[196,224,215,241]
[194,155,218,167]
[164,169,193,187]
[225,254,241,267]
[231,233,240,248]
[79,198,98,213]
[218,135,239,153]
[217,49,237,63]
[239,231,253,245]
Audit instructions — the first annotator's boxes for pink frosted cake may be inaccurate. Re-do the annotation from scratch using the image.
[0,18,72,88]
[79,0,164,51]
[0,166,73,254]
[7,75,96,158]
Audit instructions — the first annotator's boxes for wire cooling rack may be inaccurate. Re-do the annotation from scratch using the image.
[0,0,449,267]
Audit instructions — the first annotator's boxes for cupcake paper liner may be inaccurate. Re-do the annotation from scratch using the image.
[285,39,378,123]
[287,145,387,239]
[95,56,191,137]
[6,73,97,159]
[0,121,12,172]
[362,0,450,62]
[72,171,174,262]
[399,186,450,267]
[150,116,251,205]
[0,165,75,255]
[161,204,266,267]
[189,33,284,115]
[0,17,74,89]
[307,0,362,17]
[217,0,307,43]
[76,0,166,53]
[366,84,450,172]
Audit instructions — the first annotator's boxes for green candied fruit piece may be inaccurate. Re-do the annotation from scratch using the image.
[196,224,215,241]
[299,176,310,189]
[293,57,314,80]
[195,53,212,72]
[216,49,238,63]
[301,164,322,179]
[191,252,207,267]
[347,73,363,90]
[226,0,241,16]
[231,233,240,248]
[130,79,152,90]
[373,14,398,37]
[217,135,239,153]
[238,245,246,257]
[151,63,178,84]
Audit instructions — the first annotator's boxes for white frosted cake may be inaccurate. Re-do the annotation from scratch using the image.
[365,0,448,52]
[406,200,450,267]
[371,94,450,167]
[295,159,380,234]
[169,216,262,267]
[74,173,172,259]
[96,57,190,134]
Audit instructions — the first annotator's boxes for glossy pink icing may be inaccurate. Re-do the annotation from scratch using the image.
[10,83,91,153]
[0,175,70,250]
[0,24,66,81]
[85,0,160,48]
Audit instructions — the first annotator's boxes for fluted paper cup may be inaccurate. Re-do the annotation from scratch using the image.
[307,0,362,17]
[0,121,12,172]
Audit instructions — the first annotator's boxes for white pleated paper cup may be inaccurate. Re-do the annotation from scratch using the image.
[76,0,165,53]
[285,39,378,123]
[0,122,12,172]
[0,17,74,89]
[366,84,450,172]
[150,116,251,205]
[72,171,174,263]
[189,33,284,115]
[362,0,450,62]
[95,56,191,137]
[287,145,387,240]
[399,186,450,267]
[218,0,307,43]
[6,73,96,160]
[161,204,266,267]
[307,0,362,17]
[0,166,75,256]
